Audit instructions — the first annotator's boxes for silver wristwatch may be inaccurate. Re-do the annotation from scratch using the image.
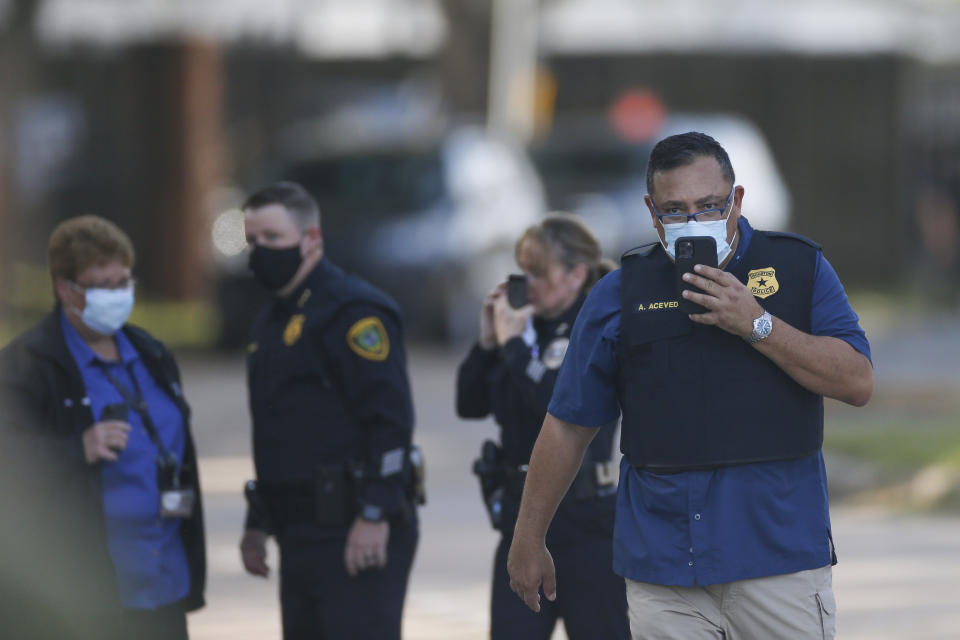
[747,310,773,344]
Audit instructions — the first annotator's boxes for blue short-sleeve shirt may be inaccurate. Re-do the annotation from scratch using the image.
[548,217,871,586]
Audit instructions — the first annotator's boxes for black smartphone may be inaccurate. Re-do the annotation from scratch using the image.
[101,402,129,422]
[506,274,528,309]
[674,236,718,314]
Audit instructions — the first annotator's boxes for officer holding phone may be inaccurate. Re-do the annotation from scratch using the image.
[507,132,874,640]
[457,213,629,640]
[238,182,420,640]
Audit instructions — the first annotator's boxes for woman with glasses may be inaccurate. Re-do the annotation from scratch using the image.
[0,215,205,640]
[456,213,629,640]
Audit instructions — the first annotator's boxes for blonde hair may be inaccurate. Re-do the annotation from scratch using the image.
[48,215,135,282]
[515,212,615,293]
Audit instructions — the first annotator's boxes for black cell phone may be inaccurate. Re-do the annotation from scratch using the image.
[506,274,528,309]
[101,402,129,422]
[674,236,718,314]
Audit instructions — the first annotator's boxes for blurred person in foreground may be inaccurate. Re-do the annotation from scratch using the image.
[507,132,874,639]
[0,215,206,640]
[238,182,420,640]
[457,213,629,639]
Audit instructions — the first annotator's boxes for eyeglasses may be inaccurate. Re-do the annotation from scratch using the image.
[68,277,136,292]
[652,187,735,226]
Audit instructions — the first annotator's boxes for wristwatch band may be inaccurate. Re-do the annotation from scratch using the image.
[747,310,773,344]
[360,503,385,522]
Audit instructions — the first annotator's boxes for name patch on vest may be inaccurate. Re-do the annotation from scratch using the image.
[637,300,680,312]
[747,267,779,299]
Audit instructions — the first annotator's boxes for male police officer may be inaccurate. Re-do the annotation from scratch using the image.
[507,133,873,639]
[238,182,418,640]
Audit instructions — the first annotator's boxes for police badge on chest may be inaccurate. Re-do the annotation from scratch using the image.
[542,337,570,370]
[157,456,196,519]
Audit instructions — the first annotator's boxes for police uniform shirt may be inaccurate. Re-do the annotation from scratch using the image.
[547,216,872,587]
[246,259,414,523]
[457,299,603,466]
[457,297,618,543]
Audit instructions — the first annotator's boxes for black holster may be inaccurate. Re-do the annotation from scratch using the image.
[472,440,506,529]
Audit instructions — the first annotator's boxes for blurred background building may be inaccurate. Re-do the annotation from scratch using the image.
[4,0,960,345]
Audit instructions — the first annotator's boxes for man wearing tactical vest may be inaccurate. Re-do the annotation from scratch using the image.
[507,132,873,639]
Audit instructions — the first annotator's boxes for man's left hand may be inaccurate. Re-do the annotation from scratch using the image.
[344,517,390,576]
[682,264,764,338]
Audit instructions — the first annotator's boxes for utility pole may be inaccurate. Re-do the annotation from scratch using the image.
[487,0,539,142]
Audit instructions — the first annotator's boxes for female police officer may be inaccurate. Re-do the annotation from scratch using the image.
[456,213,629,640]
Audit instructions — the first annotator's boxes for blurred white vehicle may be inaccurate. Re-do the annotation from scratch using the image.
[529,112,791,258]
[267,123,544,343]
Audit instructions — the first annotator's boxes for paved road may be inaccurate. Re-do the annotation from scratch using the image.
[180,345,960,640]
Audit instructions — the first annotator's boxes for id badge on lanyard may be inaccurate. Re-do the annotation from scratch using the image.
[100,362,196,519]
[157,454,196,519]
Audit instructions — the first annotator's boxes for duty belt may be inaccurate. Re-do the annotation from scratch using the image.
[255,463,356,529]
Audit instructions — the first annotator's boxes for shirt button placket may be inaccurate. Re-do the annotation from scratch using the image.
[688,474,707,581]
[689,514,702,567]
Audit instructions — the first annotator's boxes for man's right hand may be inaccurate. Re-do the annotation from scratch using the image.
[507,536,557,613]
[82,420,131,464]
[240,529,271,577]
[493,293,534,347]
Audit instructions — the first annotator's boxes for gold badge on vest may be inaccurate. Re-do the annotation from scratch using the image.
[747,267,779,299]
[283,314,306,346]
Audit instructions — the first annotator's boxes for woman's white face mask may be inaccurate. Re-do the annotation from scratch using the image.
[73,285,135,335]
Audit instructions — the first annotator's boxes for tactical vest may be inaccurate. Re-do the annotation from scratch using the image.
[248,264,402,484]
[618,231,823,472]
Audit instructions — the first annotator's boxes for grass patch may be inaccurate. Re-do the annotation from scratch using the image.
[0,300,220,350]
[825,418,960,472]
[1,261,220,349]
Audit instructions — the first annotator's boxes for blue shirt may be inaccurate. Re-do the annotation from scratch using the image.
[62,312,191,609]
[548,217,871,586]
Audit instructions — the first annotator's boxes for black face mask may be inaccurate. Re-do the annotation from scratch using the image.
[249,244,303,291]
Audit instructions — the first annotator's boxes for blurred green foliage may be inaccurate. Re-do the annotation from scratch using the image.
[1,261,219,348]
[825,419,960,472]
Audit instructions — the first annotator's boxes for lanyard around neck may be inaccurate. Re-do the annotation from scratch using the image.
[97,361,175,464]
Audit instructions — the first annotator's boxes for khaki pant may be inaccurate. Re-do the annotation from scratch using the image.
[626,565,835,640]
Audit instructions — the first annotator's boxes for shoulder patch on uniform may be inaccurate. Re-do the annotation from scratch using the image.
[347,316,390,361]
[247,341,259,354]
[621,242,660,261]
[283,314,306,346]
[761,231,821,250]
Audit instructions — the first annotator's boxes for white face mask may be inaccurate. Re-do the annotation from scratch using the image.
[662,218,737,264]
[76,286,135,335]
